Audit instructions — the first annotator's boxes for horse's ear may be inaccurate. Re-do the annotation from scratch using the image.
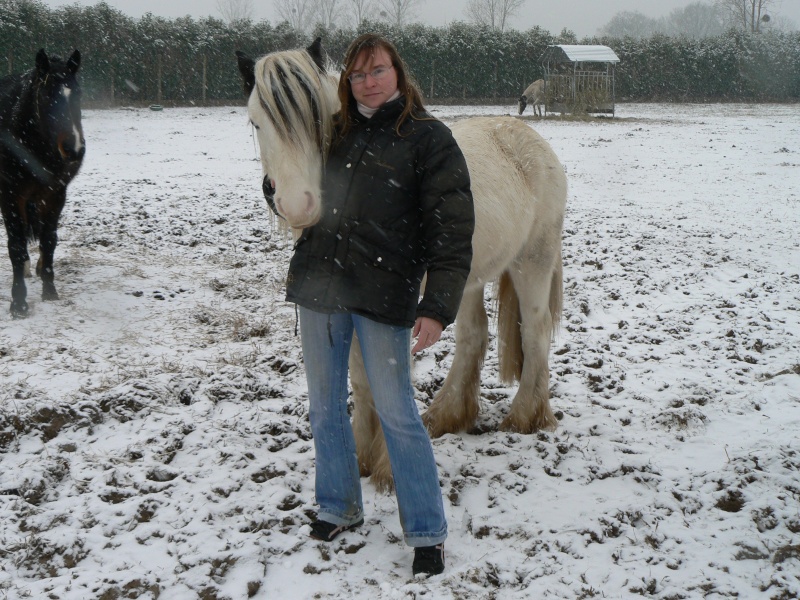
[235,50,256,95]
[35,48,50,76]
[67,50,81,75]
[307,37,325,72]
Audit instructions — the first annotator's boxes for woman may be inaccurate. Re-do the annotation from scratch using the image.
[286,33,474,576]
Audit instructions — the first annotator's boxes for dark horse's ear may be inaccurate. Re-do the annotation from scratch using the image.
[67,50,81,75]
[307,37,325,72]
[35,48,50,76]
[235,51,256,95]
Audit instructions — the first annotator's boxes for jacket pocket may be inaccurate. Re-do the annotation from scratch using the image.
[348,232,413,278]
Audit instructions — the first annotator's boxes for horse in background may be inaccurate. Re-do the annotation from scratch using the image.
[518,79,545,117]
[0,49,85,317]
[237,41,566,491]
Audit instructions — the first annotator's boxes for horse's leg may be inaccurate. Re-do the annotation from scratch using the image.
[350,333,376,475]
[500,256,559,433]
[2,199,30,317]
[23,249,32,278]
[422,284,488,437]
[36,189,65,301]
[350,333,393,492]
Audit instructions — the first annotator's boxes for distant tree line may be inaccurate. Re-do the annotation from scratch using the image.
[599,0,793,39]
[1,0,798,105]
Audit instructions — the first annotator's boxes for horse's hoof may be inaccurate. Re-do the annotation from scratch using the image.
[423,405,476,438]
[421,412,441,438]
[42,289,59,301]
[10,301,29,318]
[499,413,558,434]
[422,411,454,439]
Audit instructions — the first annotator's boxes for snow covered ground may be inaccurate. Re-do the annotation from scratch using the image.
[1,102,799,600]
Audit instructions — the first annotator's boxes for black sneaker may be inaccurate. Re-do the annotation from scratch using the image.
[309,518,364,542]
[412,543,445,576]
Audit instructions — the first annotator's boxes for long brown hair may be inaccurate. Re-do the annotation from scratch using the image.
[337,33,427,137]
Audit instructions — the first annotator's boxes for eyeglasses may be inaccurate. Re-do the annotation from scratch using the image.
[348,65,394,85]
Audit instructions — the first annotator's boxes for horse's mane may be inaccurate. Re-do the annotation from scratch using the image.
[253,48,339,160]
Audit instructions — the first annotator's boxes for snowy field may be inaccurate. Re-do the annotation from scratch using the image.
[1,102,799,600]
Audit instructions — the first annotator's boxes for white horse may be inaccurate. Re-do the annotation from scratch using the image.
[518,79,545,117]
[237,40,567,491]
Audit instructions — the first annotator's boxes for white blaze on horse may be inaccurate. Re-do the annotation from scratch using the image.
[237,40,567,491]
[518,79,545,117]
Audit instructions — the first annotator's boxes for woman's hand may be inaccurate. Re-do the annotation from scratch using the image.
[412,316,444,354]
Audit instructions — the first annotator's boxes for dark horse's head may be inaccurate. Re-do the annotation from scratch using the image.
[518,95,528,115]
[30,49,86,166]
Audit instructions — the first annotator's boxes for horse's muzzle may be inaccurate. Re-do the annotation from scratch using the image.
[60,142,85,163]
[57,132,85,163]
[274,191,319,229]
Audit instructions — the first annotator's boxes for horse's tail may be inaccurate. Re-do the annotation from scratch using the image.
[497,271,522,384]
[24,199,38,242]
[496,254,563,384]
[549,247,563,338]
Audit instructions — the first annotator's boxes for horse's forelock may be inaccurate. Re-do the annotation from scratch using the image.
[253,49,336,159]
[30,57,79,98]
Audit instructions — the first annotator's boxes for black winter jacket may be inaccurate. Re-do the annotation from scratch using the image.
[285,97,474,328]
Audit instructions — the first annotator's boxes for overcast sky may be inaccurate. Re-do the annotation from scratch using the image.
[38,0,799,38]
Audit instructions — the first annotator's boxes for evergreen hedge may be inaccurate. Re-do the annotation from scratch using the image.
[2,0,798,106]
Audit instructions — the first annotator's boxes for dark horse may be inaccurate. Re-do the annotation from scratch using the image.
[0,49,85,317]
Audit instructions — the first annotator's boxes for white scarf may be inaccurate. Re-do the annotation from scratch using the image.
[357,90,402,119]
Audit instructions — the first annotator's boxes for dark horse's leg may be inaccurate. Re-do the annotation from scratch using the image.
[35,189,66,302]
[1,199,30,317]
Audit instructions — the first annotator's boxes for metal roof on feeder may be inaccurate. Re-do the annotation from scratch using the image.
[540,45,620,64]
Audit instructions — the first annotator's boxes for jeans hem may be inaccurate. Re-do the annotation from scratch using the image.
[404,527,448,548]
[317,509,364,527]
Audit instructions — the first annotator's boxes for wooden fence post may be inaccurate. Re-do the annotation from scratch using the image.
[202,54,208,105]
[157,54,163,104]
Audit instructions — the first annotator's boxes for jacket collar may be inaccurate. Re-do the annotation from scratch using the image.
[350,94,406,125]
[356,90,402,118]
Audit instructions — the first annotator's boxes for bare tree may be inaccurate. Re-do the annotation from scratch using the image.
[665,1,726,39]
[313,0,344,29]
[376,0,421,27]
[765,13,797,32]
[598,11,665,38]
[215,0,254,23]
[274,0,317,32]
[464,0,526,32]
[714,0,777,32]
[342,0,377,28]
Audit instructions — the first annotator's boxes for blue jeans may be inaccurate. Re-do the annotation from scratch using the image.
[298,307,448,547]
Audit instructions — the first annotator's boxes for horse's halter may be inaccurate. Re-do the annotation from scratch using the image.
[33,74,48,120]
[34,70,83,164]
[262,174,283,219]
[32,73,64,124]
[247,100,286,221]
